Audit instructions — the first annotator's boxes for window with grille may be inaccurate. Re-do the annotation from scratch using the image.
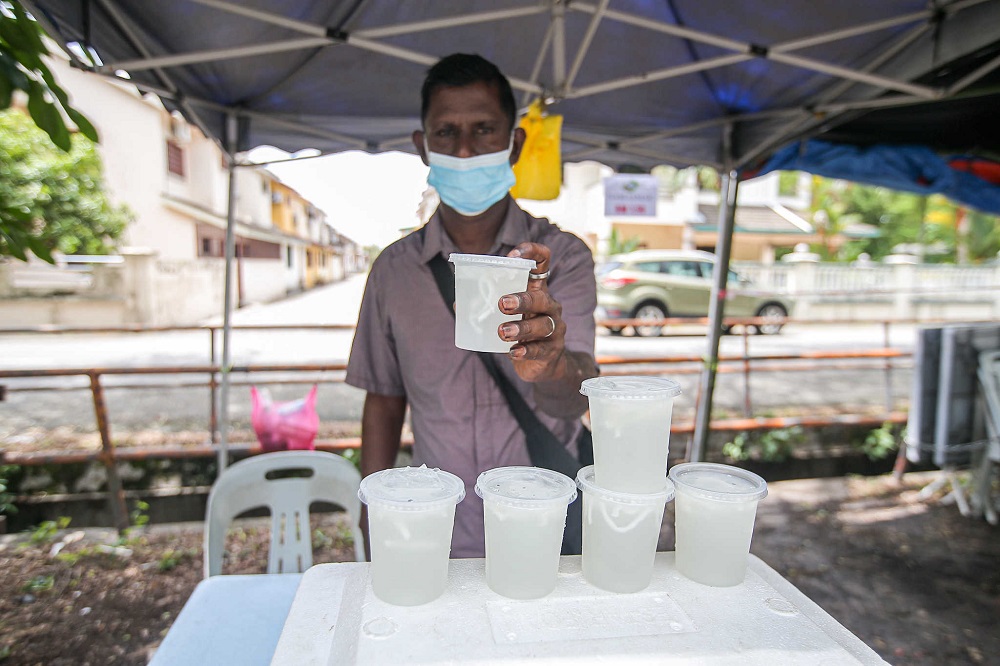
[167,141,185,177]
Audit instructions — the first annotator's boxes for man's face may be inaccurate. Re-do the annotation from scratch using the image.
[414,81,522,162]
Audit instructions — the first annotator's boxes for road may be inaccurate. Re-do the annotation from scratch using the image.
[0,272,915,438]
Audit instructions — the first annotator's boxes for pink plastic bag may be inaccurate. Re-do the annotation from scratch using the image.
[250,385,319,452]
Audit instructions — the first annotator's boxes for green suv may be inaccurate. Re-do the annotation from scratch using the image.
[595,250,793,336]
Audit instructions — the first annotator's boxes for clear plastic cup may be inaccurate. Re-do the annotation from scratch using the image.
[580,376,682,493]
[576,465,674,593]
[475,466,577,599]
[449,253,536,353]
[669,462,768,587]
[358,465,466,605]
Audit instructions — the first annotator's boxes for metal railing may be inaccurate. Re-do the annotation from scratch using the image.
[0,317,922,529]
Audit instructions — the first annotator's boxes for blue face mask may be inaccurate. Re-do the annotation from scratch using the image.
[425,137,516,216]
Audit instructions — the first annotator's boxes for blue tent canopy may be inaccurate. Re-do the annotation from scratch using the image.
[29,1,1000,172]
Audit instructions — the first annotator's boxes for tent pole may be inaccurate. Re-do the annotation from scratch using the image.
[218,112,239,472]
[690,168,739,463]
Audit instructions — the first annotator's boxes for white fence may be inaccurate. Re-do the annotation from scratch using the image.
[735,261,1000,295]
[733,260,1000,320]
[1,252,366,327]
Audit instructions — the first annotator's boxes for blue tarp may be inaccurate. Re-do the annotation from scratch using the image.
[755,140,1000,215]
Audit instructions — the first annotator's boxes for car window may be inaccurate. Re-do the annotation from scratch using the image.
[595,261,622,276]
[634,262,661,273]
[662,261,703,277]
[728,269,742,284]
[695,262,714,278]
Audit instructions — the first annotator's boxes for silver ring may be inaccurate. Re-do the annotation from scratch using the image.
[543,315,556,338]
[528,270,550,281]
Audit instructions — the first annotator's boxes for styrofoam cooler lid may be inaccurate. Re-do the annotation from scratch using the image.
[358,465,466,510]
[576,465,675,504]
[668,462,767,502]
[580,376,682,400]
[475,466,577,508]
[448,253,536,270]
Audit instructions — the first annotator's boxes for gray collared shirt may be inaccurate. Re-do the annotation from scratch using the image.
[346,200,597,557]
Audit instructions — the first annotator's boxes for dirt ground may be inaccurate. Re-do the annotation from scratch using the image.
[0,514,358,666]
[0,471,998,666]
[750,472,1000,666]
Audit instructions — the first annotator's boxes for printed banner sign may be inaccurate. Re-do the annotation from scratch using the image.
[604,174,657,217]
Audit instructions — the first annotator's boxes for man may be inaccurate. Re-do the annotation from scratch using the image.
[346,53,598,558]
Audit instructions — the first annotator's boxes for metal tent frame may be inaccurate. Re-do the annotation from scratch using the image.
[48,0,998,167]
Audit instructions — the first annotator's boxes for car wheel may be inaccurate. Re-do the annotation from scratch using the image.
[608,327,624,336]
[633,303,667,337]
[753,303,787,335]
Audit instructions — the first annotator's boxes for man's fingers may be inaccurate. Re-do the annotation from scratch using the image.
[498,289,559,316]
[499,314,560,343]
[508,242,551,275]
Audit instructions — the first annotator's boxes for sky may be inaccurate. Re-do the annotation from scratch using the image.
[248,146,430,249]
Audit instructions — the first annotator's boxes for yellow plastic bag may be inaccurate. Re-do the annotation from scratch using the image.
[511,100,562,200]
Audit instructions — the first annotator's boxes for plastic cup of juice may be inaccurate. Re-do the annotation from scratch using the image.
[576,465,674,593]
[579,376,682,493]
[358,465,466,606]
[668,462,768,587]
[475,466,578,599]
[449,253,536,353]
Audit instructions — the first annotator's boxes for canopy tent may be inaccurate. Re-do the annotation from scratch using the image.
[28,1,1000,169]
[25,0,1000,465]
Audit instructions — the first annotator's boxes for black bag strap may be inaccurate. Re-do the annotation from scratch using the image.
[424,247,582,480]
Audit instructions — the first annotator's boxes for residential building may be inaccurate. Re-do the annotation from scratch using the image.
[0,53,361,327]
[520,163,872,263]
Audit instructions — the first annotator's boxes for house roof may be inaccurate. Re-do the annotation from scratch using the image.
[695,204,814,235]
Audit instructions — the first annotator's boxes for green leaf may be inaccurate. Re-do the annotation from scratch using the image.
[40,69,98,144]
[40,68,70,105]
[1,204,33,223]
[9,2,48,55]
[26,82,72,151]
[25,233,55,264]
[0,228,30,262]
[67,106,99,143]
[0,52,31,92]
[0,65,11,109]
[0,22,43,71]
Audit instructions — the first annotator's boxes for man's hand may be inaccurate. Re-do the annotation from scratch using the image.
[498,242,597,417]
[497,242,568,383]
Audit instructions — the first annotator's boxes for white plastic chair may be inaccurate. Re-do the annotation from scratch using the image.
[204,450,366,576]
[151,451,365,665]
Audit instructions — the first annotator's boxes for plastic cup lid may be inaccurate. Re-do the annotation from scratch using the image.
[475,466,577,508]
[358,465,466,509]
[668,462,767,502]
[449,253,536,271]
[576,465,674,504]
[580,376,682,400]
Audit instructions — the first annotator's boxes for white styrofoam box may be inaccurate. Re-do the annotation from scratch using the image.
[272,554,887,665]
